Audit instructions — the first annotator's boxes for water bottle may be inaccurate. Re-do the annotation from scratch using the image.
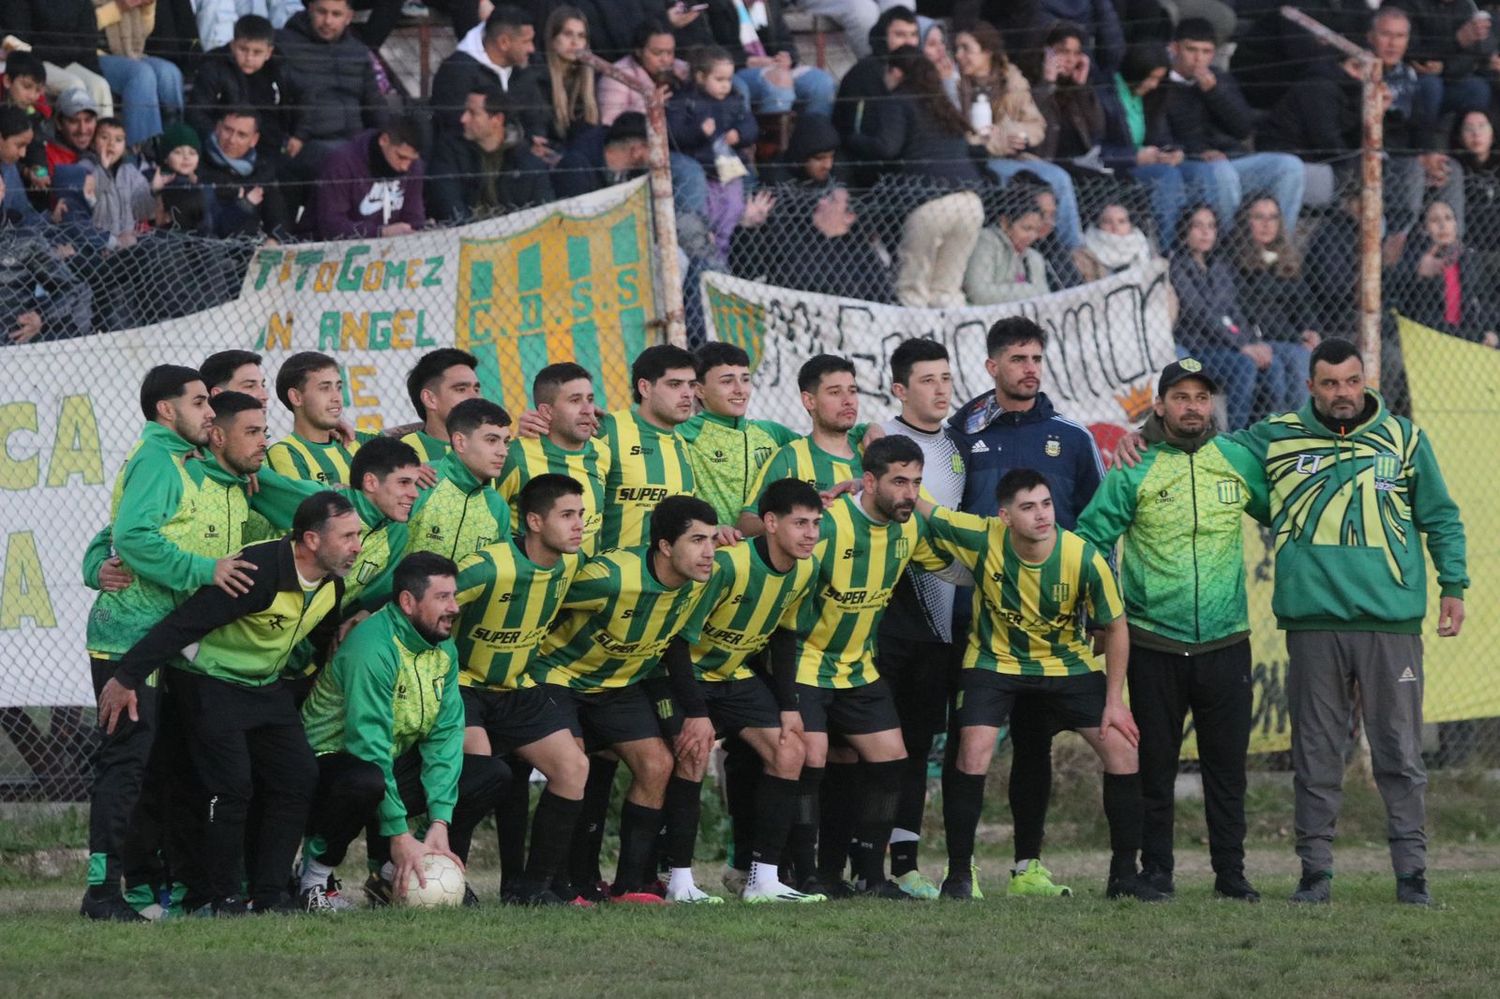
[970,93,992,133]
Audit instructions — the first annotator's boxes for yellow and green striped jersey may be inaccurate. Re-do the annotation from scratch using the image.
[496,435,613,556]
[533,546,714,692]
[683,539,818,682]
[924,507,1123,677]
[795,495,949,688]
[454,537,583,691]
[400,429,450,465]
[596,408,696,550]
[265,432,372,486]
[744,437,862,514]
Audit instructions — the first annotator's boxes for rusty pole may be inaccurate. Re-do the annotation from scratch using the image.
[1280,7,1382,381]
[583,52,687,347]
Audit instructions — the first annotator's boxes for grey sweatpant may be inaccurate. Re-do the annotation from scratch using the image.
[1286,630,1427,876]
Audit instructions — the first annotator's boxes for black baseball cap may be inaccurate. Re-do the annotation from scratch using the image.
[1157,358,1219,395]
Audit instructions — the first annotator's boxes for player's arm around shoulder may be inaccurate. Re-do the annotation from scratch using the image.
[1213,436,1272,526]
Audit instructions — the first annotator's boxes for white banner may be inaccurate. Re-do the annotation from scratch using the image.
[0,181,651,706]
[702,260,1177,448]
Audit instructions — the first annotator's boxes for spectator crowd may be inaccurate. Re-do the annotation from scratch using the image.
[4,0,1500,420]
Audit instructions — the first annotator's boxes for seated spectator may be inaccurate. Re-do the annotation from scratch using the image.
[432,6,546,144]
[199,108,292,240]
[96,0,187,145]
[1231,195,1318,416]
[701,0,837,119]
[86,116,154,239]
[1453,109,1500,256]
[845,46,985,308]
[0,172,92,344]
[1010,171,1088,288]
[953,21,1085,254]
[921,16,959,102]
[599,19,689,125]
[1303,179,1364,342]
[45,90,98,176]
[110,184,240,325]
[0,105,46,227]
[1031,22,1104,166]
[538,6,602,153]
[1162,18,1306,235]
[1168,203,1259,429]
[1035,0,1125,78]
[427,86,554,223]
[1403,0,1494,126]
[5,0,115,118]
[1079,201,1154,278]
[669,47,756,259]
[552,111,650,198]
[832,5,917,141]
[193,0,303,54]
[188,15,288,159]
[1393,198,1500,346]
[2,52,52,204]
[145,122,203,193]
[1099,43,1187,247]
[963,191,1051,305]
[759,112,842,189]
[277,0,383,170]
[731,185,894,302]
[309,116,427,239]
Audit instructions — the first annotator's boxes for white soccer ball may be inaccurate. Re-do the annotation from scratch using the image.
[397,854,466,908]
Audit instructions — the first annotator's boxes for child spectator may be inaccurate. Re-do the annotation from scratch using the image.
[0,168,92,345]
[668,47,756,261]
[1168,203,1259,429]
[963,191,1051,304]
[188,15,287,158]
[87,117,154,241]
[1080,202,1155,279]
[1394,198,1500,347]
[701,0,837,119]
[147,123,203,192]
[1231,194,1319,415]
[2,52,53,203]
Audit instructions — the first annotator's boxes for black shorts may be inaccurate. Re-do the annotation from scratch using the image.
[548,683,665,752]
[876,634,958,738]
[657,676,784,739]
[461,684,572,756]
[953,669,1106,733]
[796,679,901,736]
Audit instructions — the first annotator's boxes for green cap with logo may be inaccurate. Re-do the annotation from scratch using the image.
[1157,358,1219,395]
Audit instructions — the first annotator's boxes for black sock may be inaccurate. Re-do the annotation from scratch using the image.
[818,761,860,881]
[568,757,617,890]
[853,759,903,887]
[749,773,799,869]
[941,769,987,874]
[890,751,929,876]
[662,775,703,870]
[1103,772,1144,882]
[1009,723,1053,862]
[614,800,663,894]
[723,737,760,871]
[789,766,823,883]
[525,791,583,891]
[495,758,529,892]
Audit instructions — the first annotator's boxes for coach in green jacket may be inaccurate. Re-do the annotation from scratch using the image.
[1078,360,1271,902]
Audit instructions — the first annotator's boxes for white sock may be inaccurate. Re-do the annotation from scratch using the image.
[1013,859,1036,875]
[889,828,919,845]
[667,867,697,894]
[300,857,333,892]
[749,862,781,889]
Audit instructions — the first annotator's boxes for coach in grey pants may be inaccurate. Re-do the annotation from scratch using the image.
[1228,341,1468,906]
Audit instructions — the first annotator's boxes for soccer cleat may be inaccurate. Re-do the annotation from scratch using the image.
[721,865,749,895]
[939,874,976,900]
[1106,874,1171,902]
[298,884,338,913]
[1396,870,1432,906]
[323,877,359,912]
[799,875,855,900]
[363,872,394,908]
[666,882,725,904]
[1140,867,1176,898]
[1009,860,1070,898]
[462,884,481,908]
[1289,871,1332,904]
[211,896,252,917]
[854,878,918,901]
[942,861,986,900]
[742,877,826,904]
[80,891,149,923]
[607,891,671,905]
[895,870,941,900]
[1213,871,1260,902]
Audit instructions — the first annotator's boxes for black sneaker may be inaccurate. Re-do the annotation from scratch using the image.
[79,891,148,923]
[1106,873,1171,902]
[1396,870,1432,906]
[211,896,251,917]
[800,875,855,900]
[462,883,481,908]
[939,874,976,900]
[1289,870,1332,904]
[1213,871,1261,902]
[1140,867,1175,897]
[363,873,394,908]
[854,878,918,901]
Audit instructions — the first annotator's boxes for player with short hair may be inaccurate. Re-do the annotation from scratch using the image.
[199,349,269,405]
[300,552,509,911]
[918,470,1162,902]
[407,399,513,561]
[267,351,370,486]
[453,474,593,906]
[402,348,483,462]
[532,495,719,903]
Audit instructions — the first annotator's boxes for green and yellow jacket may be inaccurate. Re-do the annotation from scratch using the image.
[302,603,463,836]
[406,452,512,562]
[677,412,796,527]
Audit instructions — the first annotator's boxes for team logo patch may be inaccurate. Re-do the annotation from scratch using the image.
[1044,438,1062,458]
[950,454,965,474]
[1180,358,1203,373]
[1216,480,1242,505]
[754,446,773,465]
[656,697,675,720]
[894,537,910,560]
[1373,453,1401,491]
[970,440,990,454]
[1294,454,1323,475]
[432,676,445,701]
[1051,583,1071,602]
[357,560,378,584]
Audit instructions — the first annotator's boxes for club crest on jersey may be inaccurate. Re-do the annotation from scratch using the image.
[357,560,379,584]
[1372,452,1401,490]
[950,454,965,473]
[1044,438,1062,458]
[1216,480,1242,505]
[894,537,910,559]
[1051,583,1071,602]
[754,446,773,465]
[432,676,445,701]
[1295,454,1323,475]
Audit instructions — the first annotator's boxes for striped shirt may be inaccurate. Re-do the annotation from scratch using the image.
[683,539,818,682]
[596,408,696,550]
[400,429,451,466]
[454,537,583,691]
[496,435,613,556]
[744,436,863,513]
[265,432,370,486]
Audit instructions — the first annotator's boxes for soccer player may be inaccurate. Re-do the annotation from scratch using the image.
[496,362,612,555]
[266,351,369,486]
[1077,361,1270,901]
[531,495,719,903]
[596,344,699,550]
[199,349,270,405]
[96,492,363,915]
[874,338,965,898]
[402,348,483,463]
[739,354,862,537]
[300,553,509,911]
[407,399,514,560]
[788,435,951,900]
[79,366,253,921]
[918,469,1162,902]
[947,316,1105,899]
[454,475,593,905]
[659,478,827,903]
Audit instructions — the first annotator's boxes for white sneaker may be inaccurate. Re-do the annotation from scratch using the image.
[666,882,725,904]
[298,884,339,913]
[742,877,826,904]
[324,877,359,912]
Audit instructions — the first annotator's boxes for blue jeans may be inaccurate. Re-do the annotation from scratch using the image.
[1258,341,1312,417]
[1414,74,1491,129]
[1179,153,1307,235]
[670,152,708,218]
[99,54,185,145]
[734,65,836,117]
[987,158,1084,250]
[1129,163,1187,249]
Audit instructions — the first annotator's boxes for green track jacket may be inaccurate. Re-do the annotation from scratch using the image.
[406,452,512,562]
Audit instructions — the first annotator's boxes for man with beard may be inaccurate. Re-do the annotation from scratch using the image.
[198,108,292,240]
[97,492,363,915]
[426,86,553,224]
[44,90,98,175]
[1077,360,1271,902]
[299,552,508,910]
